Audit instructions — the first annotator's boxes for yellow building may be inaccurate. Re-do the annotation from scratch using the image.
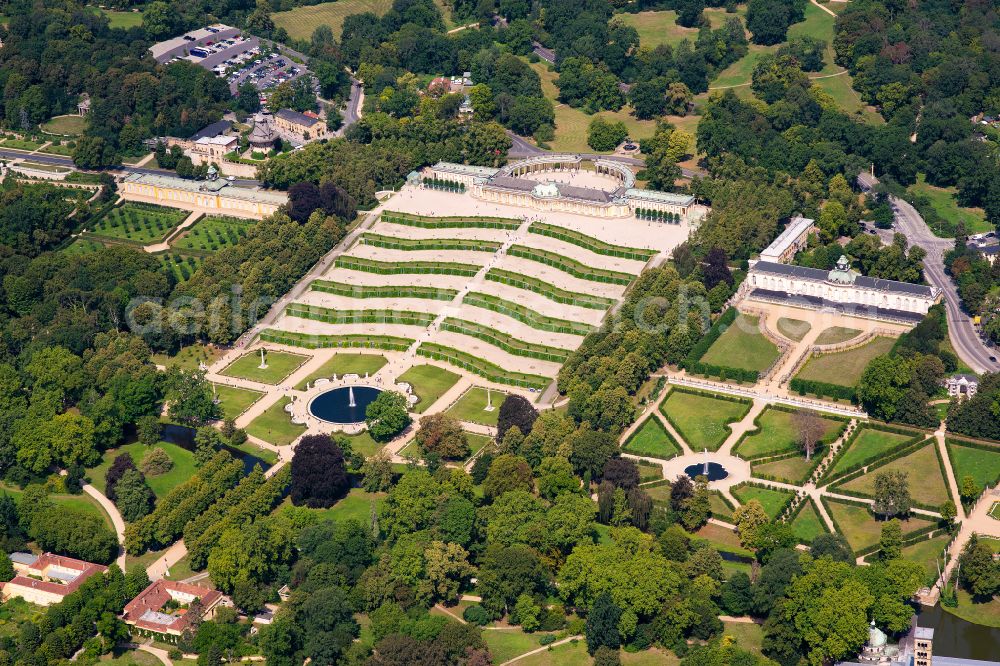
[120,172,287,220]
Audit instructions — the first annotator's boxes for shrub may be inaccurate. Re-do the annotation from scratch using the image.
[539,634,557,646]
[290,434,349,508]
[463,604,490,625]
[139,447,174,476]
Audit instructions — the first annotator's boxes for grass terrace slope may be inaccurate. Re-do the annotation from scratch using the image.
[285,304,437,327]
[260,330,416,351]
[462,292,595,335]
[418,343,550,390]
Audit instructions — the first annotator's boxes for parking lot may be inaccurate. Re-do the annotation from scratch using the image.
[225,50,311,96]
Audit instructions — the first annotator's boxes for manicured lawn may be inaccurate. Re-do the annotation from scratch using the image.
[731,485,793,519]
[528,60,658,153]
[700,314,781,373]
[834,442,950,507]
[623,416,682,460]
[40,115,87,135]
[900,533,951,584]
[813,72,884,125]
[619,10,699,50]
[212,384,264,420]
[151,343,222,372]
[638,462,664,483]
[0,483,111,528]
[660,390,751,452]
[946,439,1000,494]
[942,589,1000,629]
[734,407,842,458]
[645,482,672,506]
[620,647,681,665]
[795,336,896,387]
[228,438,279,466]
[467,433,492,458]
[824,499,936,552]
[908,173,991,236]
[88,442,197,499]
[776,317,811,342]
[97,648,162,666]
[483,628,555,664]
[791,499,828,543]
[397,364,462,413]
[814,326,862,345]
[317,488,386,524]
[172,215,254,253]
[90,202,188,244]
[709,491,735,522]
[294,353,388,390]
[273,0,455,39]
[693,522,753,557]
[95,7,145,29]
[722,621,764,655]
[752,455,817,485]
[245,397,306,446]
[64,238,106,255]
[445,387,504,426]
[828,427,915,478]
[219,349,308,384]
[339,431,383,458]
[2,138,44,151]
[38,142,75,156]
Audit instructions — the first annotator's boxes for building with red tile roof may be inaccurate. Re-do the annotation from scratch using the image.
[1,552,107,606]
[123,579,225,640]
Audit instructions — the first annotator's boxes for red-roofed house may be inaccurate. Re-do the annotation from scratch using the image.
[123,580,225,641]
[2,552,107,606]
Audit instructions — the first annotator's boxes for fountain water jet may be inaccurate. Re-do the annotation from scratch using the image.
[348,386,356,408]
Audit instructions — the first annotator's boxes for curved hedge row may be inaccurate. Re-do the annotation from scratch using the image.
[259,329,414,351]
[310,280,459,301]
[485,269,615,310]
[285,304,436,327]
[360,232,500,253]
[463,291,594,335]
[528,221,655,261]
[441,317,570,363]
[507,245,634,285]
[417,343,550,389]
[680,308,761,382]
[335,256,481,277]
[381,210,520,230]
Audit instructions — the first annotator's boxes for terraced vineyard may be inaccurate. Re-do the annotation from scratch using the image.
[485,269,616,309]
[528,221,656,261]
[259,329,415,350]
[417,343,550,389]
[286,304,437,327]
[360,232,500,253]
[335,256,481,277]
[441,318,571,362]
[381,210,520,230]
[310,280,459,301]
[507,245,634,284]
[463,292,595,334]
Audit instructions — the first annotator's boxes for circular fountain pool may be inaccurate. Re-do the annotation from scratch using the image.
[309,386,383,424]
[684,462,729,482]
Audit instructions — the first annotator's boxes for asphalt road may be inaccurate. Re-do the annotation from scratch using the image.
[532,41,555,64]
[343,80,363,128]
[861,171,999,373]
[0,148,263,188]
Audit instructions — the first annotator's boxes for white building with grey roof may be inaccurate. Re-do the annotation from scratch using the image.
[424,156,701,222]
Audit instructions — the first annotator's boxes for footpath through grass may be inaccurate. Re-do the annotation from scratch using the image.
[88,442,196,499]
[660,390,750,452]
[246,396,305,446]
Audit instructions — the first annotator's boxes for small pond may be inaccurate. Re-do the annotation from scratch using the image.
[684,461,729,482]
[161,423,269,474]
[309,385,382,424]
[916,602,1000,659]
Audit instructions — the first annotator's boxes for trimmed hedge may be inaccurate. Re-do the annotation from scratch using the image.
[789,377,858,403]
[731,481,796,521]
[440,317,570,363]
[528,221,656,261]
[259,329,414,351]
[827,438,946,512]
[285,304,436,327]
[462,291,594,335]
[787,497,829,544]
[621,415,682,461]
[658,387,753,451]
[416,342,550,390]
[310,280,459,301]
[381,210,520,230]
[634,207,682,224]
[734,404,849,461]
[485,269,615,310]
[422,177,466,192]
[507,244,634,285]
[360,232,500,253]
[335,256,481,277]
